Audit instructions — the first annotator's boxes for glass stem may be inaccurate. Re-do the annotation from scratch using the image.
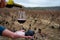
[20,24,23,30]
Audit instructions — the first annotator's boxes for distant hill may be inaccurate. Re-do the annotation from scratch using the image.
[25,6,60,10]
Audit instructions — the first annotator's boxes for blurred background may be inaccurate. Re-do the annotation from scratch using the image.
[0,0,60,40]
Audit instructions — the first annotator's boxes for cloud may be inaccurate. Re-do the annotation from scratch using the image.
[16,2,39,7]
[14,0,60,7]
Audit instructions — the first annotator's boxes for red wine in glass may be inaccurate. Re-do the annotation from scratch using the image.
[17,19,26,24]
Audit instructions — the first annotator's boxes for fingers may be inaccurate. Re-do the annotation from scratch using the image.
[27,36,33,39]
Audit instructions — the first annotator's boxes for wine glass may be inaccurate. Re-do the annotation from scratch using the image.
[17,10,26,29]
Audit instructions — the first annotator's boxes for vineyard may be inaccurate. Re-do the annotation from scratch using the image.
[0,7,60,40]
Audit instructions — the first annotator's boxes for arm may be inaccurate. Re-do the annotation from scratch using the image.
[2,29,18,38]
[0,26,32,39]
[2,29,32,39]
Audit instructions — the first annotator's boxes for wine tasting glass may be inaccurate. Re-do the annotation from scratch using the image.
[17,10,26,29]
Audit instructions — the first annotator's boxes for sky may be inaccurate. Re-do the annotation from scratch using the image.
[6,0,60,7]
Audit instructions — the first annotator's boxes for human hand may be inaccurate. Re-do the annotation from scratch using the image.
[15,30,25,36]
[25,36,33,39]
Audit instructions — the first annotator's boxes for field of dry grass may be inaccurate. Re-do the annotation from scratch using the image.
[0,8,60,40]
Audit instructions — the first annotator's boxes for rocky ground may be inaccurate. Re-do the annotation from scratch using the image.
[0,8,60,40]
